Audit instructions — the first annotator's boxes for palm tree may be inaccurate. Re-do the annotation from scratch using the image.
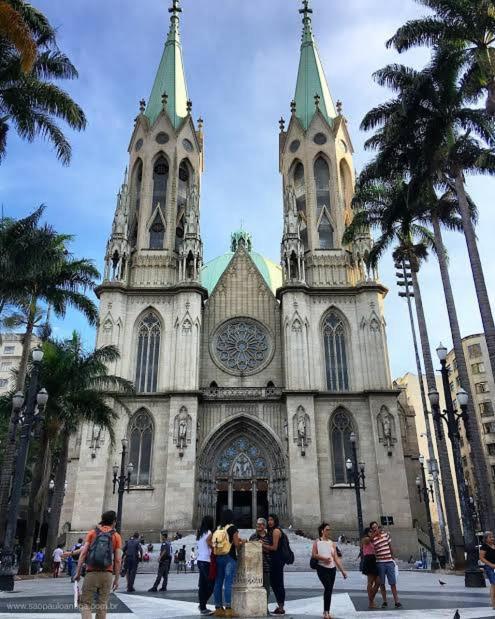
[0,0,86,163]
[387,0,495,115]
[39,334,133,572]
[344,178,465,567]
[356,56,495,528]
[0,215,99,543]
[0,0,36,73]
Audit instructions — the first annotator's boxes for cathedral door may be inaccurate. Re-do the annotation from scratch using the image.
[196,416,288,528]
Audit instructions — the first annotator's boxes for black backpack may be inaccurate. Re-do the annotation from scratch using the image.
[279,530,295,565]
[86,528,115,571]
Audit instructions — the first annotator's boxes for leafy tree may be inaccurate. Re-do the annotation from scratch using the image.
[387,0,495,115]
[0,0,86,162]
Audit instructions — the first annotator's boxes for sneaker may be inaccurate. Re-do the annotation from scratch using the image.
[271,609,286,615]
[200,611,213,616]
[395,602,403,608]
[148,587,157,592]
[381,601,388,608]
[159,588,167,592]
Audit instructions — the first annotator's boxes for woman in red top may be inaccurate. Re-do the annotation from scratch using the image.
[361,528,380,609]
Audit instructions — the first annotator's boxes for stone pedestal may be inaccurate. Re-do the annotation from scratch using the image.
[232,542,267,617]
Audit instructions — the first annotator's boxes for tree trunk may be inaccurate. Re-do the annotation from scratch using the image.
[0,304,36,544]
[432,212,495,529]
[411,267,464,568]
[18,431,51,575]
[44,434,69,573]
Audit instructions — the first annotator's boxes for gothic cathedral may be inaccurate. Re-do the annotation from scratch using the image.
[62,0,417,554]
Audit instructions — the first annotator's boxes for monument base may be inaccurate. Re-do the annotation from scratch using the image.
[232,541,267,618]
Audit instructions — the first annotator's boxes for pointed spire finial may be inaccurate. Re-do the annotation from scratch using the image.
[139,98,146,113]
[336,100,343,115]
[186,99,192,113]
[197,117,204,130]
[279,117,286,132]
[299,0,313,18]
[169,0,182,18]
[162,91,168,108]
[290,99,297,114]
[314,93,320,108]
[299,0,313,40]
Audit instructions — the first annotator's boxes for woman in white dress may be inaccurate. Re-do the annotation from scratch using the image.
[311,523,347,619]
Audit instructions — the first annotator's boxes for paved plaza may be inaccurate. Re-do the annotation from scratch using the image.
[0,571,493,619]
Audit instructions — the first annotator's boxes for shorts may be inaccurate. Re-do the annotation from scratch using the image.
[485,566,495,585]
[362,555,378,576]
[377,561,396,586]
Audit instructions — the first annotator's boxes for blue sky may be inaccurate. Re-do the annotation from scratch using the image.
[2,0,494,380]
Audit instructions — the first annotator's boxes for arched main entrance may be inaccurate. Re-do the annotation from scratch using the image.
[196,416,289,528]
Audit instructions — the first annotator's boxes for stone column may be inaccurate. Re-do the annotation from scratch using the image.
[228,478,233,510]
[232,542,267,617]
[251,480,257,528]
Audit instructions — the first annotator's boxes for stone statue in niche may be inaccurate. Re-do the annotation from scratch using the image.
[377,406,397,456]
[292,406,311,456]
[232,454,253,479]
[174,406,192,457]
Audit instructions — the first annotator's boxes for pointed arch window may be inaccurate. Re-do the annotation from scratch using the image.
[176,161,192,252]
[331,410,354,483]
[149,212,165,249]
[318,211,334,249]
[323,312,349,391]
[293,162,308,250]
[135,312,161,393]
[152,156,169,210]
[128,410,153,486]
[314,157,333,248]
[133,160,143,213]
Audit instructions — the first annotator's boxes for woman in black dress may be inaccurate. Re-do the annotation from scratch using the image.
[361,527,380,609]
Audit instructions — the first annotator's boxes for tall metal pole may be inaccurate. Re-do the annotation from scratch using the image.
[418,456,439,570]
[397,259,453,566]
[347,433,365,536]
[0,354,47,591]
[430,355,485,588]
[113,439,132,535]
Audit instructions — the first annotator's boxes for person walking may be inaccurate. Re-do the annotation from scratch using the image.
[148,530,172,593]
[178,544,187,573]
[360,528,380,609]
[196,515,215,616]
[264,514,286,615]
[190,547,197,572]
[67,538,84,582]
[52,544,64,578]
[123,531,142,592]
[75,510,123,619]
[212,508,243,617]
[311,522,347,619]
[480,531,495,609]
[249,517,272,610]
[370,521,402,609]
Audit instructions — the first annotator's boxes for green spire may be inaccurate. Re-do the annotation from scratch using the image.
[145,0,189,129]
[294,0,337,130]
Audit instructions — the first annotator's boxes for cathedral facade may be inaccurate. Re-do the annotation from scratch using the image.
[62,0,417,554]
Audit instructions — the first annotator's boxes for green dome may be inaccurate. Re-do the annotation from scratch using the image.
[201,251,282,295]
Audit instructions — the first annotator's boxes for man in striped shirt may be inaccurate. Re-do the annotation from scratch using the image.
[370,521,402,609]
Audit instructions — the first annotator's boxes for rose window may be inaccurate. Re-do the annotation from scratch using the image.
[213,319,272,374]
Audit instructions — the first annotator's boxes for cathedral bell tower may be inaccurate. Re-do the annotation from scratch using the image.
[104,0,204,288]
[279,0,370,287]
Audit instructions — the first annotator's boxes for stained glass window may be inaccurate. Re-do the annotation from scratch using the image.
[324,312,349,391]
[149,213,165,249]
[214,320,270,374]
[331,410,354,483]
[135,312,161,393]
[128,410,153,486]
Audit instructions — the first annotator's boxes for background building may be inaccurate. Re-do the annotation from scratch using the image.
[446,333,495,525]
[0,333,41,395]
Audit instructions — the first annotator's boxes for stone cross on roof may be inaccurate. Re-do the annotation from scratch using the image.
[169,0,182,17]
[299,0,313,18]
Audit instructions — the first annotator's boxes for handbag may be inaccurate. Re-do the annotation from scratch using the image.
[208,554,217,581]
[310,557,318,570]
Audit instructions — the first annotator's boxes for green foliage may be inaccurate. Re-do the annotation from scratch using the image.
[0,0,86,163]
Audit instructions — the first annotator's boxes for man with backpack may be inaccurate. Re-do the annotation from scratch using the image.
[148,530,172,592]
[122,531,142,592]
[74,510,123,619]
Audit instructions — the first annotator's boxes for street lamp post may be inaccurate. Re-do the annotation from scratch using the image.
[0,348,48,592]
[112,438,133,534]
[429,343,485,588]
[416,455,440,570]
[346,432,365,535]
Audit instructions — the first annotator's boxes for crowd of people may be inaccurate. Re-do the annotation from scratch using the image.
[51,506,495,618]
